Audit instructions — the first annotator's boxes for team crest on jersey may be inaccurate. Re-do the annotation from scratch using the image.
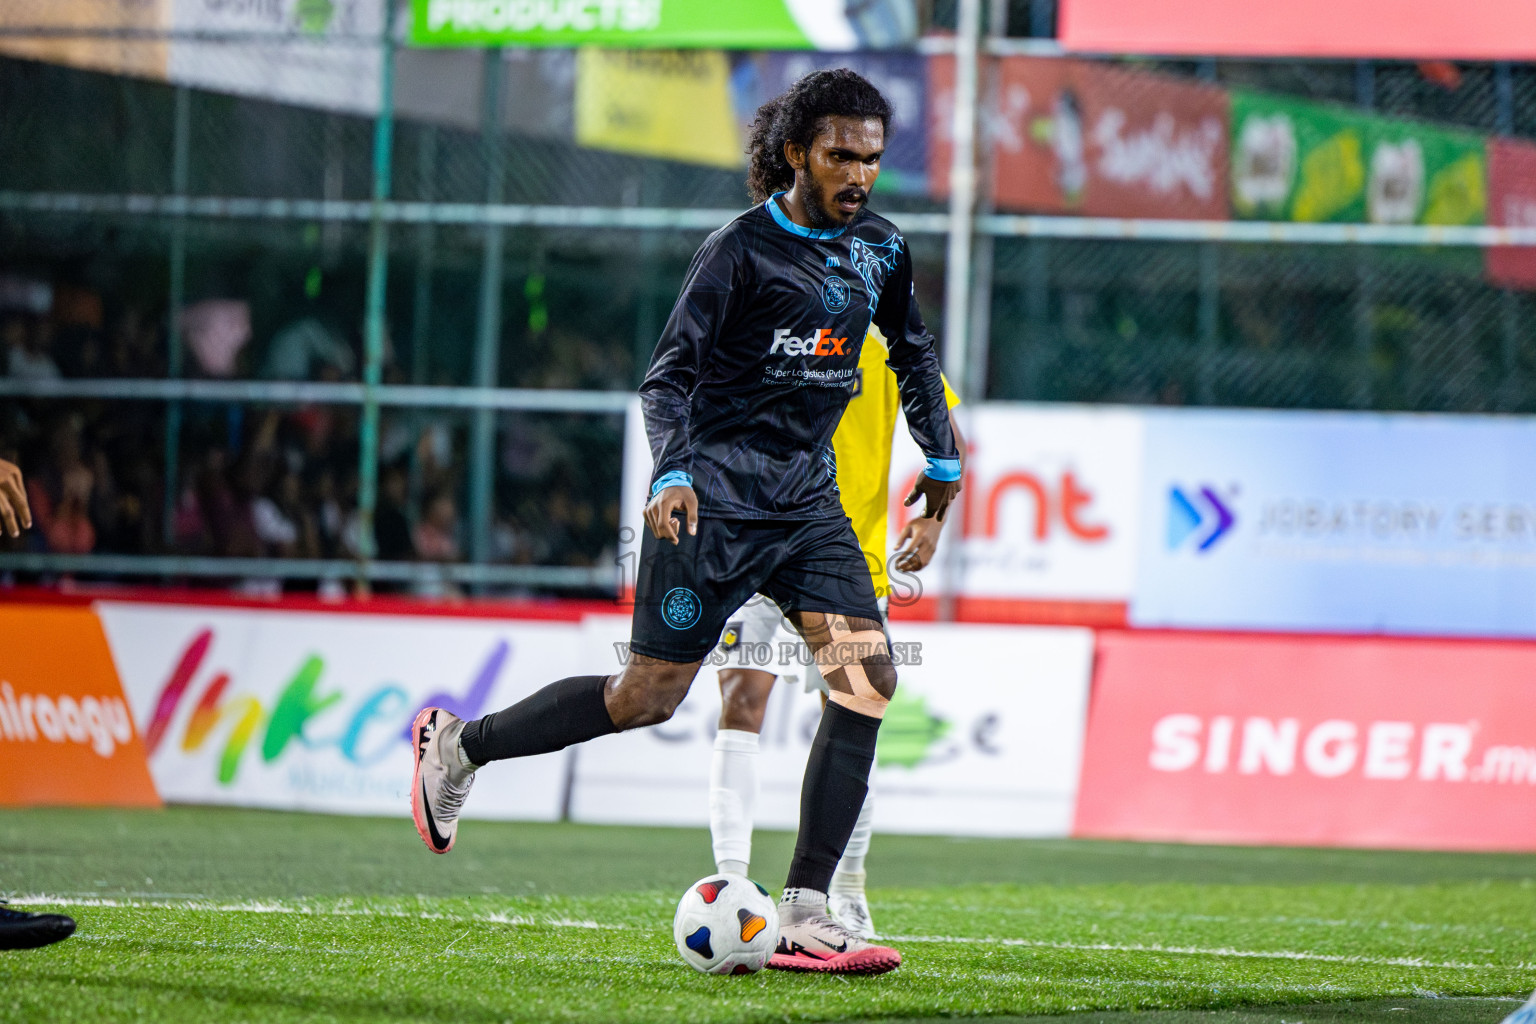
[821,275,851,313]
[662,587,702,630]
[849,232,902,297]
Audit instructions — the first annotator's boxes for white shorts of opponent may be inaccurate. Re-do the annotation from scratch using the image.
[723,594,890,695]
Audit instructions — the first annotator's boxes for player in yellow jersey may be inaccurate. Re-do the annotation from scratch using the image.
[706,325,963,939]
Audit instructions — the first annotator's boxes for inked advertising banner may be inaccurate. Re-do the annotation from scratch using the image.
[98,603,579,819]
[412,0,919,50]
[0,606,160,808]
[933,57,1227,219]
[1131,409,1536,638]
[1487,137,1536,290]
[889,404,1143,620]
[572,616,1095,837]
[1231,90,1485,225]
[1076,631,1536,851]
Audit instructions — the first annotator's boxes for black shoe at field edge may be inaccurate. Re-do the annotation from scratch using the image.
[0,902,76,950]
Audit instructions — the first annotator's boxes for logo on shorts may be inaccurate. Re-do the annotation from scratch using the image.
[662,587,702,630]
[821,275,851,313]
[720,622,742,649]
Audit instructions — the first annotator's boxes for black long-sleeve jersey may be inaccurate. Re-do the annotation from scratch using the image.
[640,195,958,520]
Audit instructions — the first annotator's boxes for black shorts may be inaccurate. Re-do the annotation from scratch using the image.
[629,516,883,663]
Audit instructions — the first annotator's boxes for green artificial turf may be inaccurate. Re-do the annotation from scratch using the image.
[0,808,1532,1023]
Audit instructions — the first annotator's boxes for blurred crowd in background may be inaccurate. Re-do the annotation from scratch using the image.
[0,281,621,590]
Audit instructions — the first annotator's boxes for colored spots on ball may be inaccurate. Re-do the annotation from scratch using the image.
[731,963,752,975]
[696,879,729,904]
[737,908,767,942]
[684,926,713,960]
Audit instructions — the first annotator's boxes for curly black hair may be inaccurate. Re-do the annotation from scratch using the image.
[745,68,894,204]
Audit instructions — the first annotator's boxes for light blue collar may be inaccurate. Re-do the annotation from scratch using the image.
[766,192,850,240]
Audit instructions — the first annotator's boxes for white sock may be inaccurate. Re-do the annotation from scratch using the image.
[831,783,874,891]
[709,729,759,876]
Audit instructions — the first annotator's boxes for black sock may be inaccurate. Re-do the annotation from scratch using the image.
[459,675,616,765]
[784,700,881,894]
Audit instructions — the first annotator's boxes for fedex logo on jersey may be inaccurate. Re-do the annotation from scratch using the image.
[769,328,849,357]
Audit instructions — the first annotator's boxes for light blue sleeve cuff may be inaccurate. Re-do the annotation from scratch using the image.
[650,470,694,496]
[924,457,962,482]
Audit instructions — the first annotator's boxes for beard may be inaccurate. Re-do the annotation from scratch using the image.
[802,174,867,229]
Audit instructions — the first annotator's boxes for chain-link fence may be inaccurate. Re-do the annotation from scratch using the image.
[1,5,1534,595]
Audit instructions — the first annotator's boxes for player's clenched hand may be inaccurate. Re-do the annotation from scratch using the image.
[0,458,32,539]
[644,485,698,545]
[893,514,943,572]
[903,472,961,521]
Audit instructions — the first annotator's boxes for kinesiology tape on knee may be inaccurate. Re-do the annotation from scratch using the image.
[814,630,891,719]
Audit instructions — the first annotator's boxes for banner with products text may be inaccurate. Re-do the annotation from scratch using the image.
[1075,630,1536,850]
[410,0,919,50]
[0,605,160,807]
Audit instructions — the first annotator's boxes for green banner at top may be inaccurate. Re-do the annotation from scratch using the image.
[410,0,920,49]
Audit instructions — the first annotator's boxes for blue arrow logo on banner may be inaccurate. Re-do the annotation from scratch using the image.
[1167,485,1235,552]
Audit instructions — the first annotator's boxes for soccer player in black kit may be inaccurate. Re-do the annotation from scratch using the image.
[409,69,961,976]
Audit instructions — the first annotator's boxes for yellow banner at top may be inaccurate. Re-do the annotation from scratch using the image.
[574,49,741,169]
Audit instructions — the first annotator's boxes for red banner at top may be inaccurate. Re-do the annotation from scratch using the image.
[1059,0,1536,60]
[1487,137,1536,291]
[929,56,1229,220]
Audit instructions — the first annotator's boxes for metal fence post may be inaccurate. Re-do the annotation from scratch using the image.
[357,1,399,586]
[468,48,506,574]
[938,0,983,623]
[160,84,190,551]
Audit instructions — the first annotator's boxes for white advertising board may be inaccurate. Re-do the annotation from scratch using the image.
[1131,409,1536,637]
[96,602,578,819]
[624,399,1145,608]
[888,403,1144,604]
[570,616,1095,838]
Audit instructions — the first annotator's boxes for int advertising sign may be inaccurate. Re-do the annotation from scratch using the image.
[887,404,1144,620]
[411,0,919,49]
[1076,631,1536,851]
[97,603,579,819]
[1131,409,1536,638]
[1487,137,1536,291]
[1058,0,1536,62]
[929,57,1228,220]
[0,605,160,808]
[572,616,1095,838]
[1230,90,1485,226]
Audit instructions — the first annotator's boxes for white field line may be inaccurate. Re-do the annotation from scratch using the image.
[883,933,1536,972]
[11,894,1533,974]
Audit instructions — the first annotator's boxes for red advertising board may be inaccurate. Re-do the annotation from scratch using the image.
[1059,0,1536,61]
[1487,137,1536,291]
[930,56,1228,220]
[1075,631,1536,851]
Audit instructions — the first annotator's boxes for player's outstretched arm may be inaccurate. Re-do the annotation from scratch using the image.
[0,458,31,538]
[644,484,698,545]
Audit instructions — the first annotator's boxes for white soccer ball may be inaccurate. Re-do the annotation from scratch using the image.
[672,873,781,975]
